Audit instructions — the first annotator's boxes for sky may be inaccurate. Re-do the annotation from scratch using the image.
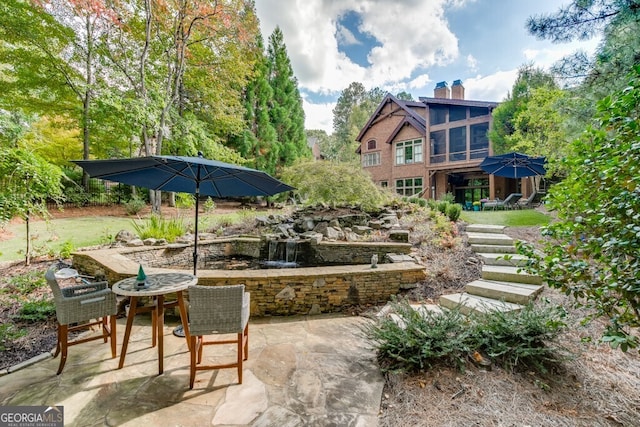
[255,0,601,135]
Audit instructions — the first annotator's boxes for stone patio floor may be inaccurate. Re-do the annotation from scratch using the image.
[0,314,383,426]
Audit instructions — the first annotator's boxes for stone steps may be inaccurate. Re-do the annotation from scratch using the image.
[382,224,543,322]
[467,232,514,246]
[465,224,506,234]
[477,252,528,267]
[464,279,543,305]
[439,293,524,315]
[470,244,516,254]
[482,264,543,285]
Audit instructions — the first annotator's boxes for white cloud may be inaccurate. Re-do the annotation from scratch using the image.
[303,98,336,134]
[256,0,461,94]
[466,54,478,72]
[464,70,519,102]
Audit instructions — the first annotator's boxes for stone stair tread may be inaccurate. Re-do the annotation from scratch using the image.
[482,264,543,285]
[465,279,543,304]
[439,293,524,315]
[466,224,506,233]
[467,232,514,246]
[470,244,517,254]
[477,252,528,267]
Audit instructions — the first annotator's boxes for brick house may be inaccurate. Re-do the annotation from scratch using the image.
[356,80,529,205]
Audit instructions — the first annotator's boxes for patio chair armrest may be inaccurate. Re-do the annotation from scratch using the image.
[61,281,108,297]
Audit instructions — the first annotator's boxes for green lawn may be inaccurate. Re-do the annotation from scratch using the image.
[0,217,136,262]
[460,209,551,227]
[0,208,269,263]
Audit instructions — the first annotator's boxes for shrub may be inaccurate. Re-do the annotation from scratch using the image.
[175,193,195,209]
[17,299,56,322]
[437,200,449,214]
[124,197,146,215]
[446,203,462,222]
[281,160,391,211]
[59,240,74,258]
[469,303,570,373]
[203,197,216,213]
[364,299,471,372]
[131,214,187,243]
[366,300,570,374]
[9,272,47,295]
[440,192,455,203]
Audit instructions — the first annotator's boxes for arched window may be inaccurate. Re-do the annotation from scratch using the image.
[367,140,376,150]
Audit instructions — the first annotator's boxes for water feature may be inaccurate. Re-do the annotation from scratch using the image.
[263,238,300,268]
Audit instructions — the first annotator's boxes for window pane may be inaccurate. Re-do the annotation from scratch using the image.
[470,123,489,159]
[470,106,489,117]
[429,106,447,125]
[430,130,446,164]
[367,140,376,150]
[405,146,413,163]
[449,126,466,161]
[449,106,466,122]
[395,147,404,164]
[414,143,423,162]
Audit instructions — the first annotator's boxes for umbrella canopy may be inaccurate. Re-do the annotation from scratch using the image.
[479,152,546,179]
[74,154,295,274]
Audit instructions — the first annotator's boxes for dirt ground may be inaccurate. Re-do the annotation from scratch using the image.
[1,205,639,426]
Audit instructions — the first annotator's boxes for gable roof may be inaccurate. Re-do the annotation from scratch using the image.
[355,94,426,142]
[384,115,426,144]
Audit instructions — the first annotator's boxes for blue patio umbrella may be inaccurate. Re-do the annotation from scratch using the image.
[479,152,546,179]
[74,153,295,274]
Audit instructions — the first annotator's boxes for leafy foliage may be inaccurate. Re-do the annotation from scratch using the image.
[0,324,26,351]
[281,160,392,211]
[131,215,187,243]
[17,299,55,323]
[517,67,640,351]
[9,272,47,295]
[366,299,569,374]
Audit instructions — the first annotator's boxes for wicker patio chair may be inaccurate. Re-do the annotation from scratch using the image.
[188,284,250,388]
[45,265,117,374]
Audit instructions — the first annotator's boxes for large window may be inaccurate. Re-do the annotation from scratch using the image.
[470,106,490,118]
[449,106,467,122]
[395,139,423,165]
[430,130,446,163]
[395,177,423,196]
[429,106,447,125]
[470,123,489,159]
[363,152,380,167]
[449,126,467,161]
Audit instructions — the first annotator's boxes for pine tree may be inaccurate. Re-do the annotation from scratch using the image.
[266,27,309,169]
[231,34,279,174]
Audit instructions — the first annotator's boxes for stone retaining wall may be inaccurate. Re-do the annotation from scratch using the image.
[71,237,425,316]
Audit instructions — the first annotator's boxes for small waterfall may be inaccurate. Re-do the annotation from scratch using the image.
[268,239,278,261]
[263,238,299,268]
[285,239,298,263]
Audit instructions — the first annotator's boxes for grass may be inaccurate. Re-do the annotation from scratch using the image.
[0,207,271,263]
[460,208,551,227]
[0,217,135,262]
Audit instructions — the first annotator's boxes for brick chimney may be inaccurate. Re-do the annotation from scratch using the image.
[451,79,465,100]
[434,81,450,99]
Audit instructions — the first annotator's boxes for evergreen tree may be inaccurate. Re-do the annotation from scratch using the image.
[266,27,309,169]
[231,34,279,174]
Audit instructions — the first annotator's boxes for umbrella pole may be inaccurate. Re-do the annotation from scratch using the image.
[193,187,199,276]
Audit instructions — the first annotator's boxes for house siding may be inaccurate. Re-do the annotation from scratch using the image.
[357,91,509,204]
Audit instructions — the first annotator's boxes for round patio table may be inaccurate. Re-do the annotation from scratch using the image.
[112,272,197,374]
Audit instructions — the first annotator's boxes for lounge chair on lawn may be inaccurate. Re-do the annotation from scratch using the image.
[483,193,522,210]
[517,192,537,209]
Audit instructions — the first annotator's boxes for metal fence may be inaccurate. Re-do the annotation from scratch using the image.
[46,179,141,209]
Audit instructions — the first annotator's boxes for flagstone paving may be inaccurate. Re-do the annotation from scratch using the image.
[0,314,383,426]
